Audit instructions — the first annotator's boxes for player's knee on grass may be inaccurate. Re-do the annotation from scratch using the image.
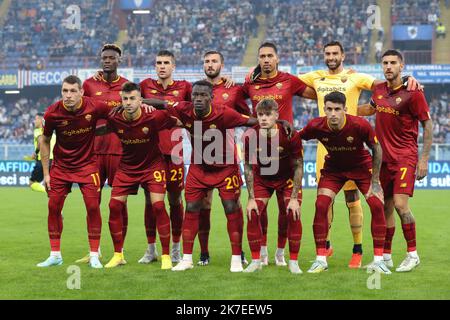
[222,199,239,214]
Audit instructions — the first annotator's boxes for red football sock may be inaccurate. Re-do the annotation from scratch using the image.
[144,201,157,244]
[152,201,171,255]
[122,205,128,246]
[170,203,184,243]
[401,222,417,252]
[48,196,66,251]
[286,199,302,261]
[260,206,268,246]
[384,227,395,254]
[277,194,288,249]
[313,195,332,256]
[198,208,211,254]
[84,196,102,253]
[366,196,387,256]
[108,198,125,253]
[182,211,200,255]
[226,211,243,256]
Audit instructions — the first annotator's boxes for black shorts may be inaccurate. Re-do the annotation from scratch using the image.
[30,160,52,182]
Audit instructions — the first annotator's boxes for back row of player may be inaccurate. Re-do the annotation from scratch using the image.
[37,41,431,273]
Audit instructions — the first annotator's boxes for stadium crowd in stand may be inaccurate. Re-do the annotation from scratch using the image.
[391,0,441,25]
[122,0,256,68]
[263,0,373,66]
[0,0,117,69]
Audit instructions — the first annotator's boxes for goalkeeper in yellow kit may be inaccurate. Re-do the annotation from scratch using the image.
[299,41,420,268]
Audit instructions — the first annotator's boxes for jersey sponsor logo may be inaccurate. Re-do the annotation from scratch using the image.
[317,86,346,93]
[347,136,354,143]
[375,105,400,116]
[95,91,103,96]
[324,145,357,152]
[118,129,124,134]
[120,138,150,145]
[400,182,407,188]
[167,100,176,106]
[253,94,283,102]
[341,76,348,83]
[276,82,283,89]
[85,114,92,121]
[173,90,179,97]
[62,127,92,136]
[395,97,402,105]
[142,127,149,134]
[107,100,121,107]
[222,93,229,100]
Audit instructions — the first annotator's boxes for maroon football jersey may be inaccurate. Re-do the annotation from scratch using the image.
[371,83,430,163]
[83,75,129,155]
[212,81,250,115]
[107,109,177,173]
[243,123,303,180]
[43,97,110,172]
[299,114,378,171]
[170,102,250,171]
[242,71,307,124]
[140,78,192,157]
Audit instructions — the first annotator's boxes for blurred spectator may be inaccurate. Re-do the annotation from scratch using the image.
[391,0,440,25]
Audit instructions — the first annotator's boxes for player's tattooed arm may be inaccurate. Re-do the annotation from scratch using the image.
[243,160,259,220]
[417,119,433,180]
[40,135,52,190]
[366,142,383,202]
[287,156,304,221]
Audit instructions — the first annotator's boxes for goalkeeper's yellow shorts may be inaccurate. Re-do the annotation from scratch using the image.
[316,142,358,191]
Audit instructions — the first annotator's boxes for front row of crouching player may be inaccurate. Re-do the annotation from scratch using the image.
[38,75,429,274]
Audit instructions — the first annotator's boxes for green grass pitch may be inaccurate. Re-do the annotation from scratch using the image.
[0,187,449,300]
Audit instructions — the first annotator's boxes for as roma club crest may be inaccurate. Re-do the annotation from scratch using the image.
[142,127,149,134]
[222,93,229,100]
[255,85,260,90]
[95,91,102,96]
[118,129,124,134]
[395,97,402,105]
[85,114,92,121]
[61,120,69,127]
[172,90,179,97]
[151,90,157,94]
[377,95,383,99]
[347,136,354,143]
[341,76,348,83]
[276,82,283,90]
[209,124,217,129]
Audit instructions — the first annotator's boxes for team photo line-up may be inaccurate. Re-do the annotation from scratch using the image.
[34,40,432,274]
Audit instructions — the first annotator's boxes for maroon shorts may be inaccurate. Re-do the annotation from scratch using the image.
[254,174,302,201]
[111,162,167,197]
[185,164,242,202]
[380,161,416,198]
[164,155,185,193]
[96,154,121,188]
[318,166,372,195]
[48,165,101,198]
